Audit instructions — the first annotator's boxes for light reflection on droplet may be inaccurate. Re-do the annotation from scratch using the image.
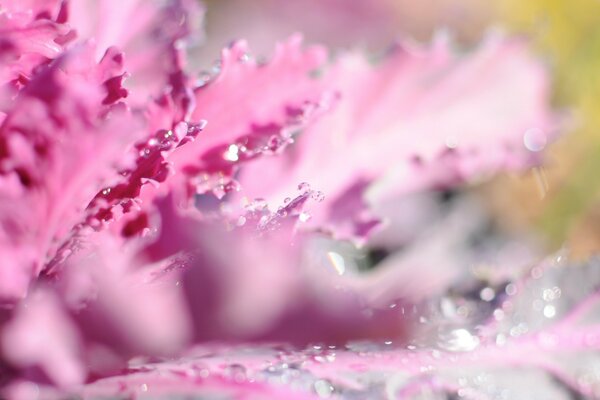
[531,267,544,279]
[326,251,346,275]
[509,323,529,337]
[480,287,495,302]
[298,212,311,223]
[314,379,334,398]
[523,128,547,152]
[493,308,505,321]
[445,135,459,149]
[224,144,240,162]
[505,283,517,296]
[543,304,556,318]
[542,287,561,301]
[439,329,480,352]
[496,333,507,346]
[238,53,250,63]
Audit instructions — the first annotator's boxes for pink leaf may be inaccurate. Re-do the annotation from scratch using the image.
[0,45,144,300]
[237,33,557,240]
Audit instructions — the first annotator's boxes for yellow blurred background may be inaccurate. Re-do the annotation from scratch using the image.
[489,0,600,259]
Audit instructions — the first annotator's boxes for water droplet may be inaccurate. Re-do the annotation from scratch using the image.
[225,364,246,382]
[531,267,544,279]
[493,308,505,321]
[523,128,547,152]
[211,60,222,75]
[298,182,311,192]
[187,121,206,136]
[543,304,556,318]
[224,144,240,162]
[314,379,334,398]
[266,135,284,151]
[542,287,561,301]
[102,188,111,196]
[298,212,311,223]
[439,329,480,352]
[258,215,269,226]
[445,135,459,149]
[213,185,226,200]
[505,283,518,296]
[238,53,250,63]
[174,39,185,50]
[237,216,247,226]
[311,191,325,202]
[196,72,211,88]
[196,367,210,378]
[246,198,268,212]
[480,287,496,302]
[140,383,148,392]
[224,180,240,193]
[510,323,529,337]
[496,333,507,346]
[283,197,291,204]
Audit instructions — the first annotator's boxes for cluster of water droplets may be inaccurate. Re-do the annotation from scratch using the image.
[82,237,600,399]
[218,97,330,171]
[137,120,206,160]
[195,59,224,89]
[235,182,324,234]
[208,254,600,399]
[193,173,241,201]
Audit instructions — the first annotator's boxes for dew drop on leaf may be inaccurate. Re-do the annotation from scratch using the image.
[298,182,311,192]
[314,379,334,398]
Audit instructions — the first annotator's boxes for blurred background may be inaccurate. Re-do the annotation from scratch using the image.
[199,0,600,262]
